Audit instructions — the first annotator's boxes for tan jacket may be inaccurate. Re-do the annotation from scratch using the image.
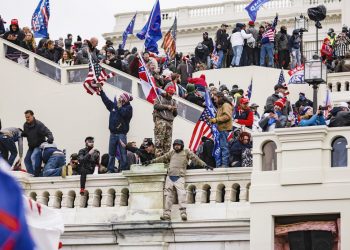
[213,102,233,131]
[153,95,178,122]
[151,149,206,177]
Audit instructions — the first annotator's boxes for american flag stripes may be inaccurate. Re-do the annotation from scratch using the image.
[161,17,177,59]
[189,108,213,152]
[83,55,116,95]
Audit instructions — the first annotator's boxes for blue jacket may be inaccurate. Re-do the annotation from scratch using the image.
[299,114,326,127]
[100,90,133,134]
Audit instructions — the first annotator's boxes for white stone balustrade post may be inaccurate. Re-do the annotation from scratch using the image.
[48,193,58,208]
[28,54,35,72]
[0,41,4,58]
[239,187,248,202]
[195,189,203,204]
[60,68,68,85]
[210,186,217,204]
[225,188,233,202]
[101,193,110,207]
[231,188,238,202]
[87,191,94,208]
[74,193,81,208]
[122,163,167,220]
[114,192,122,207]
[61,192,69,208]
[36,195,49,206]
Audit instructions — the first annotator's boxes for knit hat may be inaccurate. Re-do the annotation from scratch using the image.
[301,106,312,115]
[248,21,255,26]
[186,84,195,93]
[240,98,250,104]
[120,92,133,103]
[165,86,176,95]
[11,19,18,26]
[274,98,286,109]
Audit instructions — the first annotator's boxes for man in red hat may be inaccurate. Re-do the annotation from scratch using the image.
[259,98,288,131]
[246,20,259,65]
[153,86,178,157]
[3,19,24,45]
[233,97,254,128]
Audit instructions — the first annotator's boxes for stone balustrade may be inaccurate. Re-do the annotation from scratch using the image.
[327,72,350,105]
[15,164,252,214]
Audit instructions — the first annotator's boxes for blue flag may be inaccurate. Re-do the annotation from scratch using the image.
[121,13,137,49]
[278,69,285,85]
[245,0,270,22]
[0,158,35,249]
[204,91,221,163]
[136,0,162,54]
[247,78,253,100]
[31,0,50,38]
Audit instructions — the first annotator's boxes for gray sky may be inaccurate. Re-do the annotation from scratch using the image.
[2,0,226,45]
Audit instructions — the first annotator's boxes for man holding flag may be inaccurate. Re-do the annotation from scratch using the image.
[136,0,162,54]
[209,92,233,168]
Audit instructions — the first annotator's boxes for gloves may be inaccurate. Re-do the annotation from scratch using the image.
[142,161,151,166]
[205,165,214,171]
[47,138,54,144]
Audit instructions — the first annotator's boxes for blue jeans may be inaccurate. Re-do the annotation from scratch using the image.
[43,154,65,177]
[231,45,243,66]
[24,147,42,176]
[108,133,127,172]
[217,50,225,69]
[260,42,274,67]
[0,134,17,166]
[217,131,230,167]
[291,48,301,69]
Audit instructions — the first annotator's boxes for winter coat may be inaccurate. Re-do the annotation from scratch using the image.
[185,93,205,107]
[259,112,287,132]
[177,62,194,85]
[75,47,89,64]
[320,43,333,61]
[229,140,252,166]
[197,138,216,168]
[215,29,229,52]
[153,95,177,122]
[3,24,25,46]
[202,37,214,53]
[195,44,209,63]
[275,31,291,51]
[100,90,133,134]
[214,102,233,131]
[234,107,254,128]
[329,111,350,127]
[126,145,155,163]
[299,114,326,126]
[23,119,54,149]
[265,93,291,116]
[230,30,252,47]
[77,147,99,173]
[289,34,301,50]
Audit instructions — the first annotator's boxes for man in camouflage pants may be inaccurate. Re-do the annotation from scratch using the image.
[144,139,210,221]
[153,86,177,157]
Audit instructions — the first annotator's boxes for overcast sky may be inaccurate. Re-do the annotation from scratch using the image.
[1,0,226,44]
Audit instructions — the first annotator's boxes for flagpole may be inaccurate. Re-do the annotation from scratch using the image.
[138,52,161,102]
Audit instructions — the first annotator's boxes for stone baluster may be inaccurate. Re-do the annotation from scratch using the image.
[195,188,203,204]
[48,192,58,208]
[209,185,216,204]
[239,187,248,202]
[74,192,81,208]
[101,192,110,207]
[230,187,239,202]
[61,191,69,208]
[225,188,233,202]
[36,195,49,206]
[114,192,122,207]
[87,190,94,208]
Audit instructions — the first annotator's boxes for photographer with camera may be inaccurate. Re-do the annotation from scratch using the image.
[299,106,326,127]
[77,137,100,195]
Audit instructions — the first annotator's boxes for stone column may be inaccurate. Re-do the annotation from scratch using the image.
[239,187,247,202]
[122,163,167,221]
[342,0,350,27]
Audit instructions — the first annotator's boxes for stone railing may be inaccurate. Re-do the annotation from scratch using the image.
[252,126,350,187]
[14,164,251,220]
[109,0,341,35]
[327,72,350,105]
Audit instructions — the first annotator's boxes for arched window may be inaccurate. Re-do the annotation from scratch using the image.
[331,137,348,167]
[262,141,277,171]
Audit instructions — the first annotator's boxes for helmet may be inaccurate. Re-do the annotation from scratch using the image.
[173,139,184,150]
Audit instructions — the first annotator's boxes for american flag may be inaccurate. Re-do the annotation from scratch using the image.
[278,68,286,86]
[272,14,278,29]
[189,108,213,152]
[83,55,116,95]
[246,78,253,100]
[161,17,177,59]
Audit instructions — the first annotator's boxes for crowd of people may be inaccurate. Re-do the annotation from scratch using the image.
[2,16,350,221]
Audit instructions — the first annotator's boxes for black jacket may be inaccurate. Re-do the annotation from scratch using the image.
[126,145,155,163]
[329,111,350,127]
[198,138,216,168]
[23,119,54,149]
[295,98,313,109]
[229,140,252,166]
[215,29,229,52]
[202,37,214,53]
[185,93,204,107]
[77,147,99,173]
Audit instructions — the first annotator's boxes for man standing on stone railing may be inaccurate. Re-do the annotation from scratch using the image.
[143,139,212,221]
